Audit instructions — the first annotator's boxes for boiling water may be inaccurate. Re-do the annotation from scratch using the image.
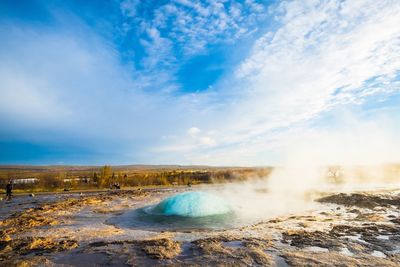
[150,191,232,217]
[108,191,238,231]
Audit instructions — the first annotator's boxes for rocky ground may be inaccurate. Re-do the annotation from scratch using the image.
[1,187,400,266]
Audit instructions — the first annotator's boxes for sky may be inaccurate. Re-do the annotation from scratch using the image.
[0,0,399,166]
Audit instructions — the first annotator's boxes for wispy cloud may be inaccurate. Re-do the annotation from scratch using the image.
[1,0,400,165]
[158,0,400,165]
[0,19,187,160]
[119,0,267,69]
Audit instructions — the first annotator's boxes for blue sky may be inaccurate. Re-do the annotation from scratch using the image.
[0,0,400,166]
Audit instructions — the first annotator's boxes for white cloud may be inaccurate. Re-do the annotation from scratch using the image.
[158,0,400,165]
[188,127,217,147]
[0,21,193,153]
[2,0,400,166]
[188,127,201,137]
[229,0,400,137]
[140,27,175,69]
[121,0,266,63]
[198,136,216,146]
[120,0,140,17]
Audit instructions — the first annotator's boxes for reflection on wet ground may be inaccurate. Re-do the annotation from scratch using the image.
[107,207,238,232]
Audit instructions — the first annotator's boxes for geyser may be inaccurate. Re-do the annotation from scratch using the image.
[150,191,232,217]
[108,191,238,231]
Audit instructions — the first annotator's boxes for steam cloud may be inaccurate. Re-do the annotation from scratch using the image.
[203,112,400,222]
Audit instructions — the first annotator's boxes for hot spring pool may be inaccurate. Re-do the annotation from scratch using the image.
[108,191,238,231]
[150,191,232,217]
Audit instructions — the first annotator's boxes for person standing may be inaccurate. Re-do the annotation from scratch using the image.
[5,180,13,200]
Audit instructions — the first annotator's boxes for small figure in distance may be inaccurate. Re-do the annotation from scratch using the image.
[6,180,13,201]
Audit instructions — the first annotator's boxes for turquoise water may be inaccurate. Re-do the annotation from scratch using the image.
[150,191,232,217]
[107,191,237,231]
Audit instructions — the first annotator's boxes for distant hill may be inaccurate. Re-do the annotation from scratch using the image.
[0,164,265,174]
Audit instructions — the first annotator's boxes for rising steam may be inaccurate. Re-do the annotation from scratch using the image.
[203,112,400,222]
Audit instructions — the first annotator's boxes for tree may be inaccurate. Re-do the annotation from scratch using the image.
[39,174,63,190]
[100,165,113,187]
[93,172,99,186]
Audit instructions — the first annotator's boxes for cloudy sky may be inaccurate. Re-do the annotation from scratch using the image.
[0,0,399,166]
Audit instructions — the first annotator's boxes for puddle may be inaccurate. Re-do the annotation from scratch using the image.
[222,241,243,248]
[304,246,329,252]
[376,235,390,240]
[54,252,125,267]
[340,247,354,256]
[273,255,289,267]
[371,250,386,258]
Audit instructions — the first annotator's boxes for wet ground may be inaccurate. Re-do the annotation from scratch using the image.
[1,185,400,266]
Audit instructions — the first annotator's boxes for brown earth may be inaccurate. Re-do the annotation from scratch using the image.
[1,188,400,266]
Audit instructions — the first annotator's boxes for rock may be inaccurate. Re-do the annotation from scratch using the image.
[140,238,181,259]
[193,236,274,266]
[349,209,361,214]
[390,217,400,224]
[355,213,386,222]
[11,237,78,254]
[282,230,342,249]
[4,256,55,267]
[238,247,274,266]
[193,238,231,255]
[282,250,399,267]
[317,193,400,209]
[298,222,310,228]
[0,230,12,242]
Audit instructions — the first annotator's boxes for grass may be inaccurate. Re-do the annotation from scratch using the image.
[0,184,192,196]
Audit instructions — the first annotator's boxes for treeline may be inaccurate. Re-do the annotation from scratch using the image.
[0,166,271,192]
